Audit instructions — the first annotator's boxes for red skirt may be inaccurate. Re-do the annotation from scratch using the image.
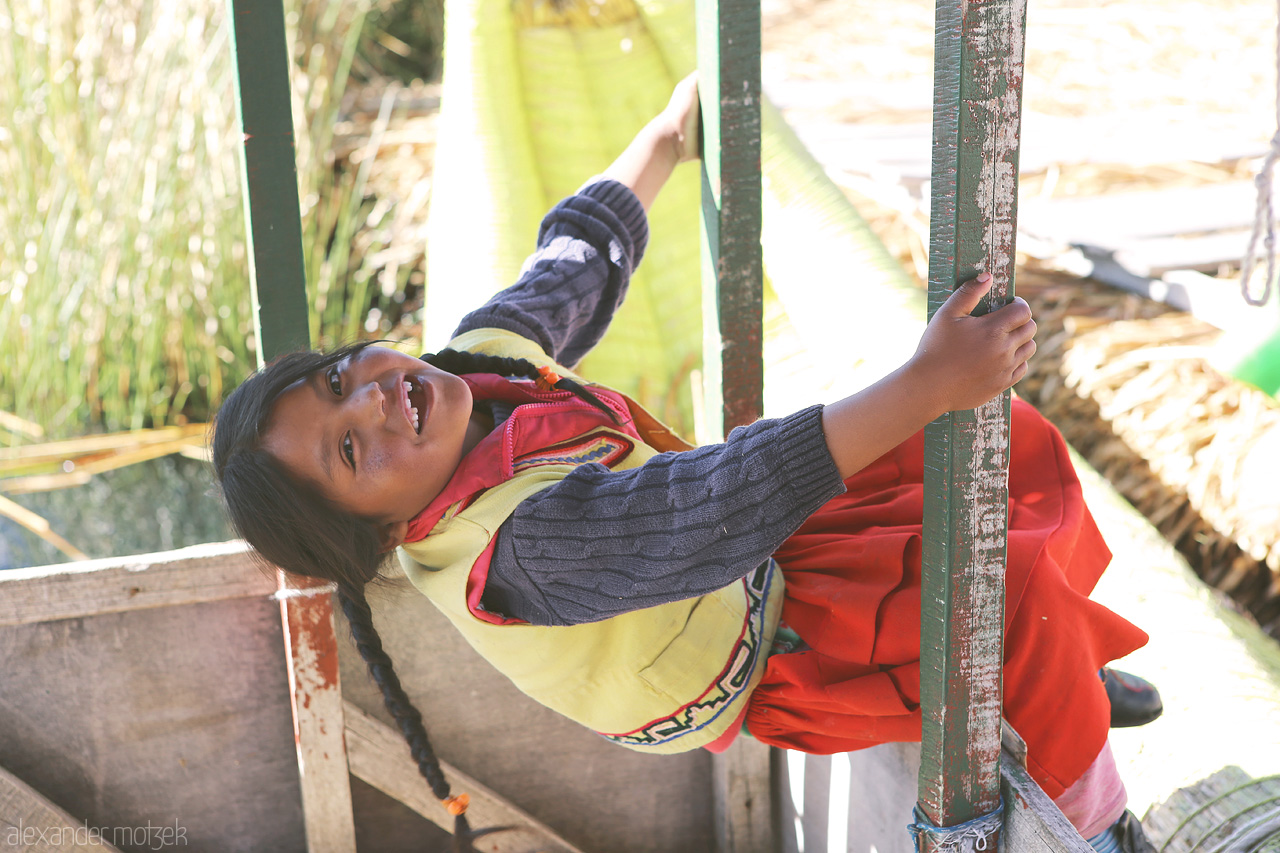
[744,398,1149,799]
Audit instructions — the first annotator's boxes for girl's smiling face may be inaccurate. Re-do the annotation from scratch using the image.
[261,345,482,549]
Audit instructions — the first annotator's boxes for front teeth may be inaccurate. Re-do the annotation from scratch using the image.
[403,380,420,432]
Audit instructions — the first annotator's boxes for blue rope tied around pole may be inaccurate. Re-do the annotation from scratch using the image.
[908,797,1004,853]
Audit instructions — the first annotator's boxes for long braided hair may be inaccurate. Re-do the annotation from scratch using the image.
[212,345,615,848]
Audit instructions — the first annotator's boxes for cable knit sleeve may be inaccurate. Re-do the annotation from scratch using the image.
[452,179,648,366]
[480,405,847,626]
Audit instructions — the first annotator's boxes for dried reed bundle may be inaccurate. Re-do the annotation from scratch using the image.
[1016,268,1280,637]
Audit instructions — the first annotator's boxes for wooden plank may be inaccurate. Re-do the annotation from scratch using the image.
[1018,230,1251,280]
[836,744,928,853]
[1112,231,1252,277]
[997,720,1090,852]
[773,111,1270,188]
[0,765,123,853]
[343,701,588,853]
[696,0,763,437]
[0,541,273,627]
[226,0,311,362]
[713,738,775,853]
[917,0,1026,838]
[1036,248,1264,332]
[1,595,306,849]
[278,572,356,853]
[816,738,1093,853]
[1019,182,1256,246]
[1000,755,1093,853]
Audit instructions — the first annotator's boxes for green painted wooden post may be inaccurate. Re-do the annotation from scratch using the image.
[917,0,1027,844]
[227,4,357,851]
[695,2,772,852]
[695,0,763,438]
[227,0,311,366]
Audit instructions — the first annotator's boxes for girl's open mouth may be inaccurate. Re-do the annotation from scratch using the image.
[403,378,427,434]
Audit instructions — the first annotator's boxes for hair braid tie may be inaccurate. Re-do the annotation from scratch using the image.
[443,793,470,815]
[534,364,562,390]
[336,588,497,853]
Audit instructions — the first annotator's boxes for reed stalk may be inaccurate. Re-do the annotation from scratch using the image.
[0,0,380,441]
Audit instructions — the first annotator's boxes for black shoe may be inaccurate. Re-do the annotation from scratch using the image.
[1115,810,1157,853]
[1102,668,1163,728]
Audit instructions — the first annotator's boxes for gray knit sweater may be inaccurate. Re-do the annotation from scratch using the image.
[454,179,846,626]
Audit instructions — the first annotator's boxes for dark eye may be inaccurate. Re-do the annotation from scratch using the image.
[341,432,355,468]
[326,366,343,396]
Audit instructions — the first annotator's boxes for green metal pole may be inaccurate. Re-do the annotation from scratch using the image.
[227,0,312,366]
[917,0,1027,843]
[695,0,763,437]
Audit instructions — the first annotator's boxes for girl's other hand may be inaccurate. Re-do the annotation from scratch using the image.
[818,266,1034,478]
[662,72,702,163]
[909,271,1037,413]
[602,72,701,210]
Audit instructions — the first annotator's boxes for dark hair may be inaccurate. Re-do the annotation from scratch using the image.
[211,345,612,848]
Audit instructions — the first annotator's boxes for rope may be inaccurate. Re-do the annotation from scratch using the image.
[908,799,1004,853]
[1240,0,1280,307]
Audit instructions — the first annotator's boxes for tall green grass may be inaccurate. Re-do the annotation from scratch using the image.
[0,0,381,439]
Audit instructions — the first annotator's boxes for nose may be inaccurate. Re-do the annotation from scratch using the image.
[350,380,386,425]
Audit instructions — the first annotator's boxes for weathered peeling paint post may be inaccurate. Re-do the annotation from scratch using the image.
[917,0,1027,847]
[696,0,764,440]
[695,0,772,850]
[278,572,358,852]
[228,2,357,849]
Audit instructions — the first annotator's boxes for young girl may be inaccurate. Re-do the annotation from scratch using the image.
[213,76,1154,852]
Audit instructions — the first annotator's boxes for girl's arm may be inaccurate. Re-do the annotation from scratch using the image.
[484,403,841,625]
[452,182,646,366]
[822,272,1036,477]
[482,271,1035,626]
[602,72,700,211]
